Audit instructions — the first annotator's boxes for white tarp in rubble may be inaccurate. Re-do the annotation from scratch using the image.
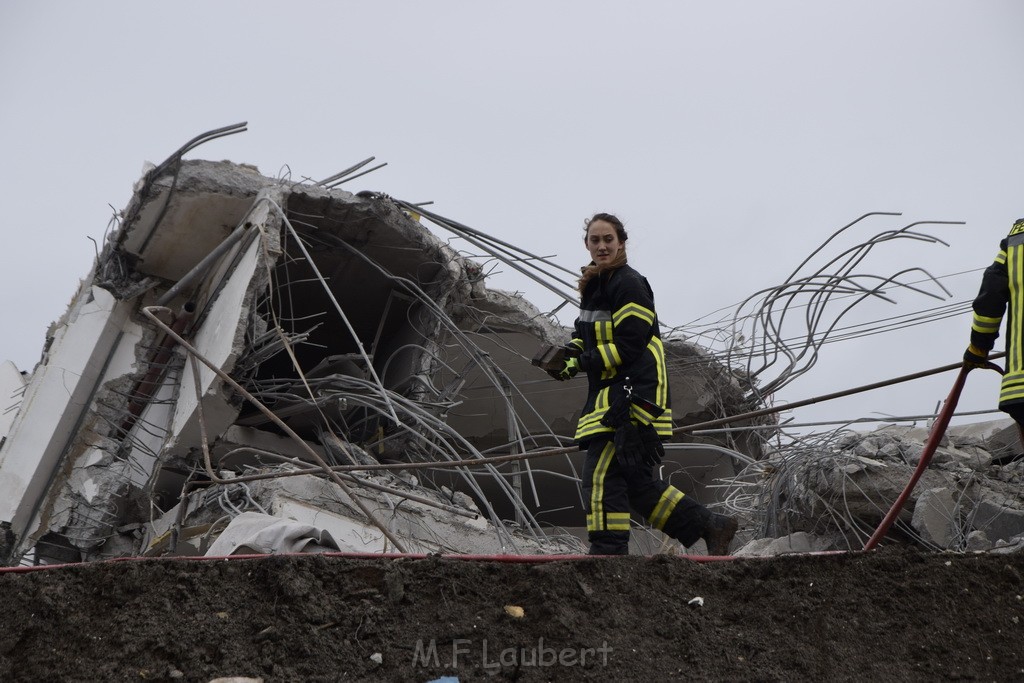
[203,511,341,556]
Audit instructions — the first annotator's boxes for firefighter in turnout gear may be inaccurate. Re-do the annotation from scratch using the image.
[965,217,1024,428]
[547,212,738,555]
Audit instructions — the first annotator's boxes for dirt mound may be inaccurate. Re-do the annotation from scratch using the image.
[2,548,1023,682]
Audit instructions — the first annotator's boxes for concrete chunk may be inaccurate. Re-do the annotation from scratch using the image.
[911,487,957,548]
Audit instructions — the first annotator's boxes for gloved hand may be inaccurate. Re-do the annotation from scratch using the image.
[638,424,664,466]
[963,344,989,369]
[613,421,644,473]
[546,356,579,381]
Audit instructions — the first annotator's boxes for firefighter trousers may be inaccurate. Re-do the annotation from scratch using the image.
[581,434,711,555]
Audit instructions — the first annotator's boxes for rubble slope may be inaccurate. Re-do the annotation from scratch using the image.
[2,548,1023,682]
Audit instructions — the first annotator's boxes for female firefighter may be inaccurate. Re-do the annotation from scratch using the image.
[548,212,738,555]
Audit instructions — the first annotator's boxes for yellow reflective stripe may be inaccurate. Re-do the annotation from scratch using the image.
[972,313,1002,334]
[606,512,631,531]
[589,441,616,532]
[612,302,655,327]
[574,387,616,439]
[1000,373,1024,404]
[575,417,604,434]
[1001,390,1024,404]
[995,250,1007,265]
[589,513,629,532]
[597,342,622,368]
[598,339,619,380]
[1010,244,1024,375]
[652,414,673,437]
[630,402,657,424]
[627,412,673,435]
[595,321,614,380]
[574,420,614,441]
[570,338,584,351]
[630,404,672,430]
[648,487,684,530]
[650,337,668,407]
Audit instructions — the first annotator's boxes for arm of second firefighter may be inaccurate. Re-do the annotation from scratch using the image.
[967,242,1009,361]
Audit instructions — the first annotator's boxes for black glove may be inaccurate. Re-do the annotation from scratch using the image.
[963,344,989,370]
[613,421,644,474]
[638,424,664,466]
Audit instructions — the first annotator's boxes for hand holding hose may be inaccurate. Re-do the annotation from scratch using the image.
[963,344,990,370]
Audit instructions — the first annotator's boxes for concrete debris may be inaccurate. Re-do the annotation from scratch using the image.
[911,488,958,548]
[970,496,1024,545]
[730,418,1024,553]
[0,149,768,567]
[734,531,834,557]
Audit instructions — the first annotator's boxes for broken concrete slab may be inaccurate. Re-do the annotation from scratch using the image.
[734,532,834,557]
[947,418,1021,462]
[911,487,958,549]
[971,496,1024,545]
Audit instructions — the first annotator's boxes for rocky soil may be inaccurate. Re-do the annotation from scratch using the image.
[2,547,1023,682]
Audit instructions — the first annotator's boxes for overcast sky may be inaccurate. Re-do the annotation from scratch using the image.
[2,1,1023,433]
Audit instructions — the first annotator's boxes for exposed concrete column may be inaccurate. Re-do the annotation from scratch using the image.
[0,285,132,546]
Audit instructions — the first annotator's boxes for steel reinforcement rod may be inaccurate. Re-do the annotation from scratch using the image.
[140,306,409,553]
[275,353,1006,474]
[670,353,1004,437]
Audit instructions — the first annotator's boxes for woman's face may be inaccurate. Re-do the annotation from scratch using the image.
[585,220,623,266]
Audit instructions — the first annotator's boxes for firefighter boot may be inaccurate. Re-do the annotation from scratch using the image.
[702,513,738,556]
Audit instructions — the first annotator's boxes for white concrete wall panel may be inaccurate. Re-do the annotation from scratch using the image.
[0,287,131,536]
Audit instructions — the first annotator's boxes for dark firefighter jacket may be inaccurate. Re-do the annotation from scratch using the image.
[569,263,672,443]
[970,218,1024,408]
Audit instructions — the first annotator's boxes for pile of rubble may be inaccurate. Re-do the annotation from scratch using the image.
[732,418,1024,555]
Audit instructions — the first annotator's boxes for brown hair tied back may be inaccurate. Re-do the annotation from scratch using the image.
[577,212,628,295]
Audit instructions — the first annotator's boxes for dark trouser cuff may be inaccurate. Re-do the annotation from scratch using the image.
[588,531,629,555]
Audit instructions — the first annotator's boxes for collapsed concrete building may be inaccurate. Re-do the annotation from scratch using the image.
[0,129,768,566]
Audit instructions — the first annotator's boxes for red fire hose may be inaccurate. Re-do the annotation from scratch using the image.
[863,361,1006,550]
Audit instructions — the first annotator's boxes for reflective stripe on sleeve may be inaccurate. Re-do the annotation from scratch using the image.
[612,302,656,327]
[972,313,1002,335]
